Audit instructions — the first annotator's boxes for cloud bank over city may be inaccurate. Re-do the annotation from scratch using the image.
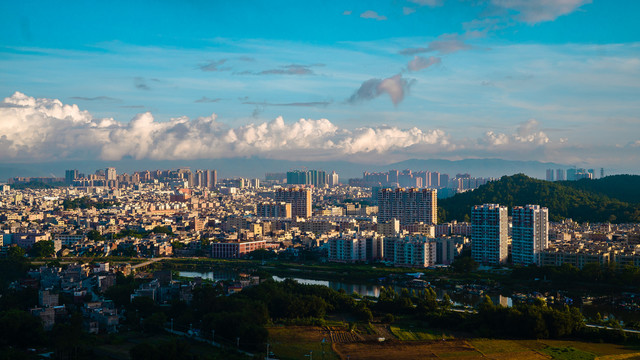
[0,0,639,171]
[3,91,635,167]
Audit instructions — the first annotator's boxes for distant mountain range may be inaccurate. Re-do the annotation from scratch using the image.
[439,174,640,223]
[0,157,570,182]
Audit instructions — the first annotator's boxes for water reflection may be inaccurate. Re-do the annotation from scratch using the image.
[179,271,512,308]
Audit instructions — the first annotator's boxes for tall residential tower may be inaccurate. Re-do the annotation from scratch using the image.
[471,204,508,265]
[377,188,437,226]
[511,205,549,266]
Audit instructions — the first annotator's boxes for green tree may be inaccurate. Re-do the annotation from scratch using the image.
[0,310,45,348]
[152,226,173,235]
[7,246,26,259]
[451,256,479,273]
[87,230,104,242]
[29,240,55,257]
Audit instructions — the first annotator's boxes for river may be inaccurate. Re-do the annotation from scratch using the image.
[178,270,513,308]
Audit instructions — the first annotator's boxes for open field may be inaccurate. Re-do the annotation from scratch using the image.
[93,333,252,360]
[268,326,340,360]
[334,339,483,360]
[390,325,455,341]
[270,326,640,360]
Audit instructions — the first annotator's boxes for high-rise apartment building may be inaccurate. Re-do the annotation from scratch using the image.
[65,169,78,185]
[430,172,440,188]
[546,169,554,181]
[377,188,437,225]
[287,170,326,187]
[328,171,339,187]
[275,188,312,218]
[556,168,566,181]
[196,169,217,188]
[511,204,549,266]
[471,204,508,265]
[194,170,205,188]
[105,167,117,181]
[257,202,292,218]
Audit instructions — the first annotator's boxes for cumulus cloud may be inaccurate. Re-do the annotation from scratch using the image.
[1,93,573,163]
[0,92,454,162]
[360,10,387,21]
[348,74,415,106]
[0,92,114,161]
[407,56,441,72]
[480,119,549,147]
[490,0,591,24]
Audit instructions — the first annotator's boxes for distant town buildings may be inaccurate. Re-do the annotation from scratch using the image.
[547,167,596,181]
[349,170,494,199]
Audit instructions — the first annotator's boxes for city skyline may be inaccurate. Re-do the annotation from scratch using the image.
[1,1,639,170]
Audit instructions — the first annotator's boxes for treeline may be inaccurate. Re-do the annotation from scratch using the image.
[560,175,640,204]
[62,196,120,210]
[9,181,66,189]
[140,278,374,351]
[114,277,627,353]
[86,226,173,242]
[439,174,640,223]
[512,262,640,288]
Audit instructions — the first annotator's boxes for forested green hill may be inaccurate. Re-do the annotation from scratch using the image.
[560,175,640,204]
[438,174,640,223]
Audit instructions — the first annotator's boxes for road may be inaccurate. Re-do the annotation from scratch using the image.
[131,257,169,270]
[585,324,640,334]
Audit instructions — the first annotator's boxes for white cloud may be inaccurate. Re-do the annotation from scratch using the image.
[0,92,452,162]
[408,0,443,7]
[403,7,416,15]
[9,92,634,167]
[490,0,591,24]
[360,10,387,21]
[479,119,549,147]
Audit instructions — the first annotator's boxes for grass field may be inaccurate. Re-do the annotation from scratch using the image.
[390,325,455,341]
[268,326,340,360]
[542,346,594,360]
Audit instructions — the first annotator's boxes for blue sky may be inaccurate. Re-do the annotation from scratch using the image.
[1,0,639,171]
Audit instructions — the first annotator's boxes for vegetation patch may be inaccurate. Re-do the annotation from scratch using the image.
[390,325,454,341]
[541,346,595,360]
[268,326,338,360]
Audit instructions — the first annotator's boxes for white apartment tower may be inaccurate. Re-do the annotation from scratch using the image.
[105,167,117,181]
[471,204,508,265]
[511,205,549,266]
[328,171,339,187]
[377,188,437,225]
